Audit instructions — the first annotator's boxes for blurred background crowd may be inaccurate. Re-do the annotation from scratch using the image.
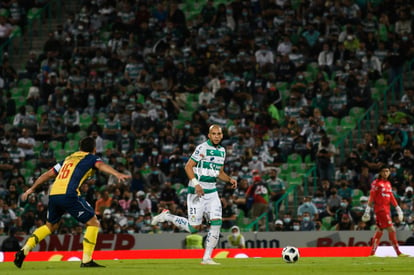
[0,0,414,238]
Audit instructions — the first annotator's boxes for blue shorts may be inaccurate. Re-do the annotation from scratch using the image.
[48,195,95,224]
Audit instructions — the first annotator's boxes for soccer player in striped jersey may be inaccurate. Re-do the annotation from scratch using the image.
[152,124,237,265]
[14,137,131,268]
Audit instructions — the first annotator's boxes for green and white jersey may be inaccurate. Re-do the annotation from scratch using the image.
[190,139,226,190]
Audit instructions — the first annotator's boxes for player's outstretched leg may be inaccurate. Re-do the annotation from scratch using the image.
[14,225,52,268]
[14,250,26,268]
[152,209,196,233]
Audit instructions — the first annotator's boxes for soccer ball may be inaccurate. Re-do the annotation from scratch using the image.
[281,246,300,263]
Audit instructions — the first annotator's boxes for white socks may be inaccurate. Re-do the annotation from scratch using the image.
[165,213,192,233]
[203,225,221,261]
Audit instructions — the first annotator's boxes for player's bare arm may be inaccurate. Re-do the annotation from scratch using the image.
[218,167,237,189]
[95,162,131,183]
[21,169,57,201]
[185,158,204,196]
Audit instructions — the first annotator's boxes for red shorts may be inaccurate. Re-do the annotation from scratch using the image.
[375,210,393,229]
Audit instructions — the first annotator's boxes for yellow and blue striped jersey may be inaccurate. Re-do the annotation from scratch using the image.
[49,151,102,196]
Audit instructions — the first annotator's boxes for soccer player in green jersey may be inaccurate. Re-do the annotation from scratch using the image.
[152,125,237,264]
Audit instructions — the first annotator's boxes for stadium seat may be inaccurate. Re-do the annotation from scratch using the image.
[34,140,43,153]
[24,159,38,171]
[97,112,106,126]
[172,119,184,129]
[287,153,303,170]
[73,130,87,141]
[321,216,333,230]
[279,163,292,180]
[10,87,25,98]
[325,116,339,130]
[178,110,193,122]
[49,140,63,151]
[20,168,34,182]
[348,107,366,120]
[304,154,312,164]
[351,189,364,206]
[339,116,356,131]
[27,8,41,20]
[285,172,303,186]
[370,87,382,101]
[103,139,115,150]
[64,140,78,154]
[17,78,32,89]
[79,113,92,130]
[55,149,67,161]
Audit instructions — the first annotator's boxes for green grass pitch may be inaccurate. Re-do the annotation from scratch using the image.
[1,257,413,275]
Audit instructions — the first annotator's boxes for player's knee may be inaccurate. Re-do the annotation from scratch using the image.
[210,219,222,227]
[193,224,203,231]
[86,216,100,227]
[47,222,60,232]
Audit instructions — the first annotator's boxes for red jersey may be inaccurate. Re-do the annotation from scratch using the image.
[369,178,398,213]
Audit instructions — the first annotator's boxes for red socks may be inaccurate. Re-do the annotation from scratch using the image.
[389,231,402,255]
[370,231,383,256]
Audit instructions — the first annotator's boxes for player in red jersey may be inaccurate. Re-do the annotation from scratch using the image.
[362,166,408,256]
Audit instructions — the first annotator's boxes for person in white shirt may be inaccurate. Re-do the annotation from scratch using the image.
[318,43,334,76]
[198,86,215,106]
[362,51,382,81]
[16,128,36,160]
[136,191,152,215]
[277,35,293,56]
[255,43,274,68]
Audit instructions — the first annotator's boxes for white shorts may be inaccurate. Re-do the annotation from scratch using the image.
[187,191,222,226]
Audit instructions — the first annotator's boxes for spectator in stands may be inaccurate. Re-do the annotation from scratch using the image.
[0,15,12,51]
[62,105,80,134]
[94,189,112,219]
[232,178,248,215]
[297,196,319,221]
[332,197,354,227]
[0,198,17,233]
[246,175,270,231]
[158,181,178,213]
[325,187,342,218]
[100,209,116,234]
[102,110,121,142]
[35,112,52,142]
[266,168,286,212]
[312,190,328,220]
[16,128,36,160]
[7,137,25,168]
[221,196,237,230]
[327,87,348,118]
[318,43,334,77]
[1,226,21,252]
[38,141,55,170]
[335,213,355,231]
[299,211,316,231]
[337,180,353,200]
[315,135,337,183]
[136,190,151,216]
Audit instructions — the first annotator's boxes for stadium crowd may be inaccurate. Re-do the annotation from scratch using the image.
[0,0,414,237]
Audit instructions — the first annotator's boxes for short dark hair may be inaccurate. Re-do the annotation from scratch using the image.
[79,136,95,153]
